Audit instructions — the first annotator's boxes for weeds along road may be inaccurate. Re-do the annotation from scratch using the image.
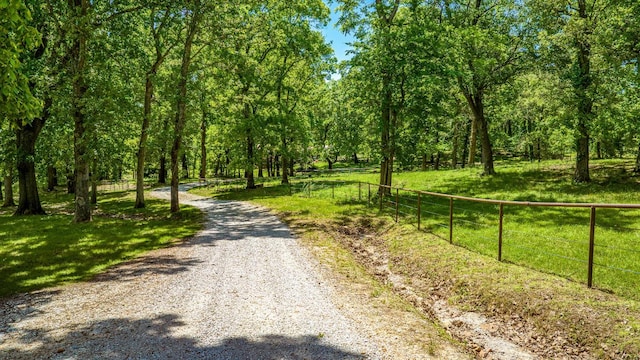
[0,185,379,359]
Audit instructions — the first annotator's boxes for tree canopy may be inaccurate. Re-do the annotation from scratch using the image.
[2,0,640,220]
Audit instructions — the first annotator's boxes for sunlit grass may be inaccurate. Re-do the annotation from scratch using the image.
[0,190,203,298]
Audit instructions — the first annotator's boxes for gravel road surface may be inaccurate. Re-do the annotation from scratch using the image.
[0,185,380,359]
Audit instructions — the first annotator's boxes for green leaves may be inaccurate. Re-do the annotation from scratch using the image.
[0,0,41,121]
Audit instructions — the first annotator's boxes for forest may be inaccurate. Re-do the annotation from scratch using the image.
[2,0,640,223]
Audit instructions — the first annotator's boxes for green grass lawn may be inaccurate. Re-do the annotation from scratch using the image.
[0,189,203,298]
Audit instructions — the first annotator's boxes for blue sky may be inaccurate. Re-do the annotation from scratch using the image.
[319,3,355,63]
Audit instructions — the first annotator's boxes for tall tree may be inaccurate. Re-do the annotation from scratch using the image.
[336,0,402,193]
[13,2,58,215]
[531,0,624,182]
[170,0,203,213]
[440,0,532,176]
[135,3,180,208]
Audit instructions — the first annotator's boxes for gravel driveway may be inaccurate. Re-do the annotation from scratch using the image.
[0,185,380,359]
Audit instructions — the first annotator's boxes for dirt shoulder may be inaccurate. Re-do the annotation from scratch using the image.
[291,220,472,359]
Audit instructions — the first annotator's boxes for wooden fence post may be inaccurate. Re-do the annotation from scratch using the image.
[417,192,422,230]
[498,203,504,261]
[449,197,454,244]
[588,207,596,288]
[395,188,399,222]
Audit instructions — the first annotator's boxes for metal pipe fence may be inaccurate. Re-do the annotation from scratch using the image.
[371,183,640,293]
[96,180,138,193]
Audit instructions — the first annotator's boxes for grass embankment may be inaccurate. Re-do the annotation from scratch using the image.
[0,189,203,298]
[191,159,640,358]
[314,159,640,301]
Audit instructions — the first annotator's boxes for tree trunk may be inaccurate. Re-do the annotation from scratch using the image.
[281,137,289,183]
[170,140,181,212]
[452,121,459,169]
[70,0,91,223]
[379,75,393,195]
[462,89,495,175]
[476,112,495,175]
[170,7,200,213]
[461,117,470,168]
[67,170,76,194]
[245,128,256,189]
[289,159,294,177]
[267,154,272,178]
[47,166,57,191]
[596,141,602,160]
[90,157,97,205]
[275,155,280,177]
[3,174,14,207]
[574,125,590,182]
[353,153,358,164]
[199,112,207,179]
[326,157,333,170]
[468,115,477,167]
[15,114,46,215]
[181,153,189,179]
[421,154,427,170]
[281,155,288,183]
[573,1,592,183]
[159,155,167,184]
[537,139,542,163]
[135,69,157,208]
[214,155,221,177]
[634,141,640,174]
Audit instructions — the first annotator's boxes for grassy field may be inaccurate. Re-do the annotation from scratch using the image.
[0,189,203,298]
[274,159,640,300]
[191,158,640,357]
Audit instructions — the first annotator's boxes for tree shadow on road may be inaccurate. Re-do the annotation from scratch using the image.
[2,314,368,359]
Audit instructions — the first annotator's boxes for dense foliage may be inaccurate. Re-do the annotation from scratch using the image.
[1,0,639,220]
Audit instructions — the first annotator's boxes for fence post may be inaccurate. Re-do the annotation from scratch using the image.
[368,183,371,206]
[588,206,596,288]
[379,187,383,211]
[358,182,362,201]
[395,188,399,222]
[498,203,504,261]
[331,182,334,199]
[417,192,422,230]
[449,197,454,244]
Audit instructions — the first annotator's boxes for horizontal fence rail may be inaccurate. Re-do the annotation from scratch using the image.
[372,183,640,292]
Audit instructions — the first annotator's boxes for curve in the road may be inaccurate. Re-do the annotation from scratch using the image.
[0,185,380,359]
